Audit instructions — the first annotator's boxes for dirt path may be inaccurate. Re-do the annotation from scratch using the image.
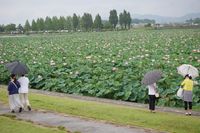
[0,103,161,133]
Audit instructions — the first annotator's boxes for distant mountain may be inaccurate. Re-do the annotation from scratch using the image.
[132,13,200,23]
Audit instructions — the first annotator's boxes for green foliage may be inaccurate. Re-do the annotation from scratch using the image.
[31,19,37,31]
[186,18,200,24]
[132,19,156,24]
[44,16,53,31]
[24,20,31,32]
[72,13,79,31]
[17,24,24,33]
[0,24,5,32]
[0,29,200,107]
[59,16,66,30]
[65,16,73,30]
[109,9,118,29]
[81,13,93,31]
[103,21,112,30]
[119,10,132,29]
[93,14,103,31]
[4,23,16,31]
[36,18,45,31]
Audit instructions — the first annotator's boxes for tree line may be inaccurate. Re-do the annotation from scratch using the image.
[186,18,200,24]
[132,19,155,24]
[0,9,132,33]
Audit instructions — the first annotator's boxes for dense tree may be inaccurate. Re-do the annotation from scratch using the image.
[72,13,79,31]
[77,16,82,30]
[127,12,132,29]
[93,14,103,31]
[36,18,45,31]
[123,10,128,29]
[65,16,73,30]
[59,16,66,30]
[17,24,24,33]
[82,13,93,31]
[2,10,134,33]
[119,10,132,29]
[109,9,118,29]
[24,20,31,31]
[31,19,37,31]
[103,21,112,30]
[186,18,200,24]
[132,19,155,24]
[44,16,53,30]
[52,16,59,30]
[193,18,200,24]
[5,24,16,31]
[0,25,5,32]
[119,13,124,29]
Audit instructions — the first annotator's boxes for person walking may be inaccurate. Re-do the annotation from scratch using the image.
[18,74,31,111]
[147,83,158,113]
[7,74,23,113]
[181,74,197,115]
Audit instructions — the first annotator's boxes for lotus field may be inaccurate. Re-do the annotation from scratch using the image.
[0,29,200,107]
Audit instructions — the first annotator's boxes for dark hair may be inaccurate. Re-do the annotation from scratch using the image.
[10,74,16,79]
[21,74,25,76]
[10,74,17,82]
[185,74,192,79]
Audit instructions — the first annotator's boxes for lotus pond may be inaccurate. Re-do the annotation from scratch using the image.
[0,29,199,107]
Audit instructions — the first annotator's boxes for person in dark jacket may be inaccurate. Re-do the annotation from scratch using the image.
[7,74,23,113]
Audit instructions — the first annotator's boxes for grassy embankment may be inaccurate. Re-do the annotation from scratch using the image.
[0,86,200,133]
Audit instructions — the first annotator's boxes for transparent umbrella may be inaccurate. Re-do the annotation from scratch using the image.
[177,64,199,79]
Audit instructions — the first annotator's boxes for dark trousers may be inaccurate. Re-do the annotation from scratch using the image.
[184,101,192,110]
[149,95,156,110]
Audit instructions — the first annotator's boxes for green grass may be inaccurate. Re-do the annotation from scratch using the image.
[0,115,67,133]
[193,106,200,111]
[0,86,200,133]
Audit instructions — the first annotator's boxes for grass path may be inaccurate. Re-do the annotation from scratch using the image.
[0,85,200,133]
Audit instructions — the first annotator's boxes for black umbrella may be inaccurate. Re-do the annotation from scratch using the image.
[5,61,29,75]
[141,70,162,86]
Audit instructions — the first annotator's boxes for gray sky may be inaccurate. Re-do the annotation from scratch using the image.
[0,0,200,25]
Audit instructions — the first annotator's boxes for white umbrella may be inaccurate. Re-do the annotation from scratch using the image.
[177,64,199,79]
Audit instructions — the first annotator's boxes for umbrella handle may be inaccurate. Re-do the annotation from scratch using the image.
[187,66,190,76]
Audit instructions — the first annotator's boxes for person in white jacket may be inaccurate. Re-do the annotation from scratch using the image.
[147,83,157,113]
[18,74,31,111]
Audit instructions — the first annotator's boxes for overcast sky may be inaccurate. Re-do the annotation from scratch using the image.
[1,0,200,25]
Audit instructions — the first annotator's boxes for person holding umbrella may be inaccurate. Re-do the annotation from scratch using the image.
[142,70,162,113]
[147,83,158,113]
[177,64,199,115]
[7,74,23,113]
[181,74,197,115]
